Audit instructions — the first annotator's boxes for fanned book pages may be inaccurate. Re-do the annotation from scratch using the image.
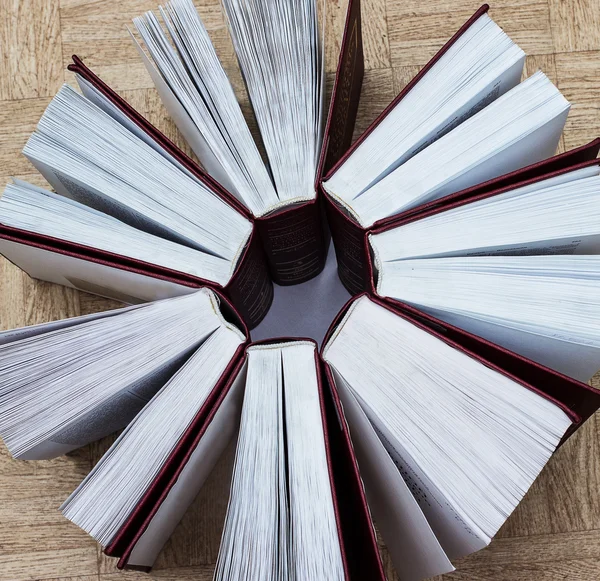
[131,0,329,284]
[375,255,600,381]
[0,0,366,316]
[57,337,389,574]
[322,295,575,578]
[23,85,251,260]
[131,0,279,215]
[0,180,235,286]
[320,5,572,294]
[369,159,600,379]
[325,70,569,226]
[2,1,600,580]
[0,289,246,460]
[214,341,345,581]
[60,312,247,570]
[1,82,276,328]
[323,10,526,206]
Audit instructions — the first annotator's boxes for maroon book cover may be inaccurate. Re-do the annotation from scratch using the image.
[253,0,365,286]
[65,0,366,288]
[319,0,600,295]
[0,220,273,330]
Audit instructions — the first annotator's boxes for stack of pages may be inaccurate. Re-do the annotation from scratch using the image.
[1,0,600,580]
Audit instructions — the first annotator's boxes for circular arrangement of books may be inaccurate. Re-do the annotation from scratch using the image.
[1,1,599,579]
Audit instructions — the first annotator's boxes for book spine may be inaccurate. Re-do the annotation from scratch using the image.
[256,199,328,286]
[225,229,274,329]
[324,194,369,295]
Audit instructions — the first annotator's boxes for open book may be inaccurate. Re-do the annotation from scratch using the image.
[1,82,271,328]
[132,0,324,219]
[321,5,572,294]
[15,291,593,576]
[368,146,600,380]
[0,0,366,327]
[59,338,386,574]
[322,294,600,580]
[0,288,246,460]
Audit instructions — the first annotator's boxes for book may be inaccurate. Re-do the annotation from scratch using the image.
[321,5,575,294]
[0,288,247,460]
[213,341,346,581]
[365,148,600,380]
[0,0,365,327]
[0,84,273,329]
[337,136,600,295]
[321,294,600,580]
[59,303,249,571]
[56,336,383,574]
[1,0,599,579]
[13,290,594,576]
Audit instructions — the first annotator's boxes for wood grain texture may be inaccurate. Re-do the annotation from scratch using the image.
[1,0,600,580]
[0,0,63,100]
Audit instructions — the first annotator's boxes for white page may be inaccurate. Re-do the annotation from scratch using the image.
[214,346,288,581]
[0,180,234,285]
[24,84,252,261]
[334,370,489,559]
[76,74,200,183]
[0,290,236,459]
[61,322,244,551]
[221,0,323,206]
[0,238,195,305]
[370,165,600,263]
[282,343,345,581]
[215,341,345,580]
[126,363,247,568]
[323,13,525,200]
[332,72,569,227]
[323,296,572,562]
[421,305,600,382]
[132,0,279,216]
[376,255,600,382]
[0,303,142,345]
[129,30,243,202]
[331,369,454,579]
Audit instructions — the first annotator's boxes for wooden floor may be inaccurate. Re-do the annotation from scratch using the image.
[1,0,600,579]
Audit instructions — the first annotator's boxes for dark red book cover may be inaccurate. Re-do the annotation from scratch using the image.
[364,237,600,434]
[65,0,365,288]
